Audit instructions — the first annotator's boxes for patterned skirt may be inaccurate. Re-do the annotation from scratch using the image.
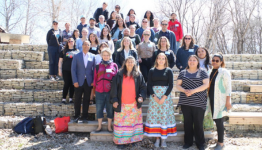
[144,86,177,139]
[113,101,143,145]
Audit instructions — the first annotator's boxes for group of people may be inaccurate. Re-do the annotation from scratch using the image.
[46,2,232,150]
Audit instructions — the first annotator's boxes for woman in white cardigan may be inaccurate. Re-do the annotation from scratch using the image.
[207,53,232,150]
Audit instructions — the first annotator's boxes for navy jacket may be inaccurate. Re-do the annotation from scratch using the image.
[77,23,88,38]
[176,45,199,71]
[154,30,177,54]
[93,8,109,22]
[46,28,63,47]
[135,27,155,42]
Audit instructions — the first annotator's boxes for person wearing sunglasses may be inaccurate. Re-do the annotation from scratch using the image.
[114,5,124,20]
[207,53,232,150]
[176,34,198,71]
[154,18,177,54]
[58,38,79,104]
[46,20,63,81]
[135,18,155,42]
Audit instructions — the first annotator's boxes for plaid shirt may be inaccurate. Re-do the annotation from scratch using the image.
[62,29,73,45]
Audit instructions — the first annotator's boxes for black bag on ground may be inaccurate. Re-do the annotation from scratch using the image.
[32,116,46,134]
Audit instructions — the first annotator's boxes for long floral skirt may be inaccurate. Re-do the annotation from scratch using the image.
[144,86,177,139]
[113,101,143,145]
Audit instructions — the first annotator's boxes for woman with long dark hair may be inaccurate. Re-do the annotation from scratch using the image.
[111,18,126,43]
[88,33,99,55]
[58,38,79,104]
[99,27,114,53]
[125,9,139,24]
[107,11,117,30]
[72,29,79,41]
[144,10,154,27]
[110,56,146,149]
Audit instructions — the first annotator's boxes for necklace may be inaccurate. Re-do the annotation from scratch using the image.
[208,69,218,94]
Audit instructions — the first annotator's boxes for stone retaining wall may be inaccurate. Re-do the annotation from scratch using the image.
[0,59,23,69]
[25,61,49,69]
[231,104,262,112]
[0,50,44,61]
[0,44,47,52]
[225,123,262,132]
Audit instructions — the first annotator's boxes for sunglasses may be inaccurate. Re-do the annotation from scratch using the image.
[185,38,191,40]
[68,41,74,43]
[162,24,168,26]
[142,21,148,23]
[212,59,220,63]
[143,34,150,36]
[115,7,120,9]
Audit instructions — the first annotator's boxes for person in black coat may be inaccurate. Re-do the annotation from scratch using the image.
[93,2,109,22]
[144,10,154,27]
[46,20,63,81]
[115,37,138,69]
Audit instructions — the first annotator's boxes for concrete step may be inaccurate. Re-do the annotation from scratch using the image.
[0,59,24,69]
[0,69,49,79]
[24,61,49,69]
[223,54,262,62]
[68,121,185,132]
[0,50,44,61]
[231,104,262,112]
[90,130,215,142]
[228,112,262,124]
[226,62,262,70]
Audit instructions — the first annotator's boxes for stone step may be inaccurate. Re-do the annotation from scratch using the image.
[226,62,262,70]
[232,80,262,91]
[0,50,44,61]
[90,130,215,142]
[68,121,184,132]
[0,69,49,79]
[0,59,24,69]
[223,54,262,62]
[24,61,49,69]
[228,112,262,124]
[0,44,47,52]
[231,104,262,112]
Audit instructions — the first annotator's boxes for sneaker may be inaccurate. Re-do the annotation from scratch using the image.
[55,76,60,81]
[69,98,73,103]
[62,99,66,104]
[50,76,55,81]
[161,139,167,147]
[154,138,160,148]
[214,144,225,150]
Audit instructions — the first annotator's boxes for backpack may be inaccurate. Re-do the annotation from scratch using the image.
[13,117,34,134]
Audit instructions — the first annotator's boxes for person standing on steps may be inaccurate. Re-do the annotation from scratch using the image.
[93,2,109,22]
[77,15,88,38]
[98,27,114,54]
[111,18,126,45]
[71,40,96,123]
[110,56,146,149]
[107,11,117,30]
[125,9,139,24]
[76,28,88,52]
[88,33,99,55]
[58,38,79,104]
[168,12,183,52]
[46,20,63,81]
[93,48,118,133]
[144,53,177,148]
[129,25,141,49]
[207,53,232,150]
[151,18,161,33]
[95,15,110,31]
[72,29,80,41]
[88,18,101,38]
[95,42,109,65]
[62,23,73,46]
[176,34,198,71]
[114,5,124,19]
[126,14,140,30]
[176,55,209,150]
[144,10,154,27]
[136,18,155,42]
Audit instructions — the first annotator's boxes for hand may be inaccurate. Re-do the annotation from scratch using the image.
[153,96,160,103]
[186,89,195,97]
[58,71,62,77]
[90,91,94,100]
[226,102,232,111]
[113,39,118,42]
[158,96,166,105]
[183,89,190,96]
[74,82,79,88]
[113,102,119,108]
[138,97,143,103]
[138,58,142,63]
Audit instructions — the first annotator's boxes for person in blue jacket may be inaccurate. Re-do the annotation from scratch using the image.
[176,34,198,71]
[154,18,177,54]
[135,18,155,42]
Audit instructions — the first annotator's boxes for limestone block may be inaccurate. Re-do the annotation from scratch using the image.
[0,70,17,79]
[0,59,23,69]
[0,51,11,59]
[17,69,49,79]
[25,61,49,69]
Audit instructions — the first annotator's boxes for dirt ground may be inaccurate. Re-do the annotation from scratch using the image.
[0,129,261,150]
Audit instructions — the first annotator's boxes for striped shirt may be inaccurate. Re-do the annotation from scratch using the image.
[177,69,208,110]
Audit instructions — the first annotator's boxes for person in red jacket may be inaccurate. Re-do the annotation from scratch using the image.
[168,12,183,52]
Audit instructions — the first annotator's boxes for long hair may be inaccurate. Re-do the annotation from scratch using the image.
[109,11,116,20]
[111,18,126,31]
[72,29,79,39]
[117,37,134,52]
[63,38,76,54]
[181,34,195,49]
[195,47,211,70]
[127,9,136,16]
[98,42,109,54]
[157,36,170,50]
[88,33,99,45]
[120,56,139,78]
[186,55,200,69]
[144,10,154,21]
[100,27,111,40]
[212,52,226,68]
[154,53,169,68]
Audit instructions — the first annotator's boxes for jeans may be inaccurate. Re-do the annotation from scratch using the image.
[48,46,59,75]
[95,91,113,119]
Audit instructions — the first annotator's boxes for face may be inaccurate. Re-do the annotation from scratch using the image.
[90,34,96,42]
[153,20,159,26]
[130,15,135,22]
[68,39,74,47]
[112,12,117,19]
[80,18,85,23]
[99,44,108,52]
[116,14,121,20]
[102,4,107,9]
[211,56,222,69]
[99,17,104,23]
[123,29,130,36]
[82,41,90,51]
[129,26,135,33]
[123,38,130,47]
[143,31,151,40]
[197,48,207,59]
[102,51,110,61]
[160,38,167,48]
[130,10,135,14]
[157,54,166,66]
[53,22,58,28]
[184,35,192,45]
[188,56,198,68]
[74,31,79,37]
[115,5,120,11]
[171,14,177,19]
[102,28,109,36]
[125,59,135,70]
[65,23,70,29]
[161,21,168,30]
[146,11,151,18]
[142,19,148,27]
[118,19,123,26]
[89,20,95,26]
[82,29,88,37]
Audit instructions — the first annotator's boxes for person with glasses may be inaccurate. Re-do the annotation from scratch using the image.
[46,20,63,81]
[77,15,88,38]
[58,38,79,104]
[137,29,155,83]
[126,14,140,30]
[207,53,232,150]
[176,34,198,71]
[125,9,139,24]
[95,42,109,65]
[95,15,110,31]
[151,18,161,33]
[62,23,73,46]
[144,10,154,27]
[93,2,109,22]
[176,55,209,150]
[71,40,96,123]
[114,5,124,19]
[76,28,88,52]
[107,11,117,30]
[136,18,155,42]
[129,25,141,49]
[99,27,114,53]
[152,36,176,69]
[168,12,183,52]
[154,18,177,54]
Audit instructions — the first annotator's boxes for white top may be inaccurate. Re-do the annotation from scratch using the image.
[95,54,102,65]
[124,49,130,59]
[98,38,115,53]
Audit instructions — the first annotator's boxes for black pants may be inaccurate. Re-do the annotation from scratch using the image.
[181,105,205,148]
[139,58,152,82]
[74,79,92,119]
[62,70,74,99]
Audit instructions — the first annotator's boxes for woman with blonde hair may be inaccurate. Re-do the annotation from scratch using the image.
[115,37,138,68]
[145,53,177,148]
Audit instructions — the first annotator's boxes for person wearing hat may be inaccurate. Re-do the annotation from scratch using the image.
[88,18,101,38]
[77,15,88,38]
[93,2,109,22]
[46,20,63,81]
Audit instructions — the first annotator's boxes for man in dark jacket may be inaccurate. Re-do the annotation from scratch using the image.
[93,2,109,22]
[77,15,88,38]
[126,14,140,30]
[114,5,124,19]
